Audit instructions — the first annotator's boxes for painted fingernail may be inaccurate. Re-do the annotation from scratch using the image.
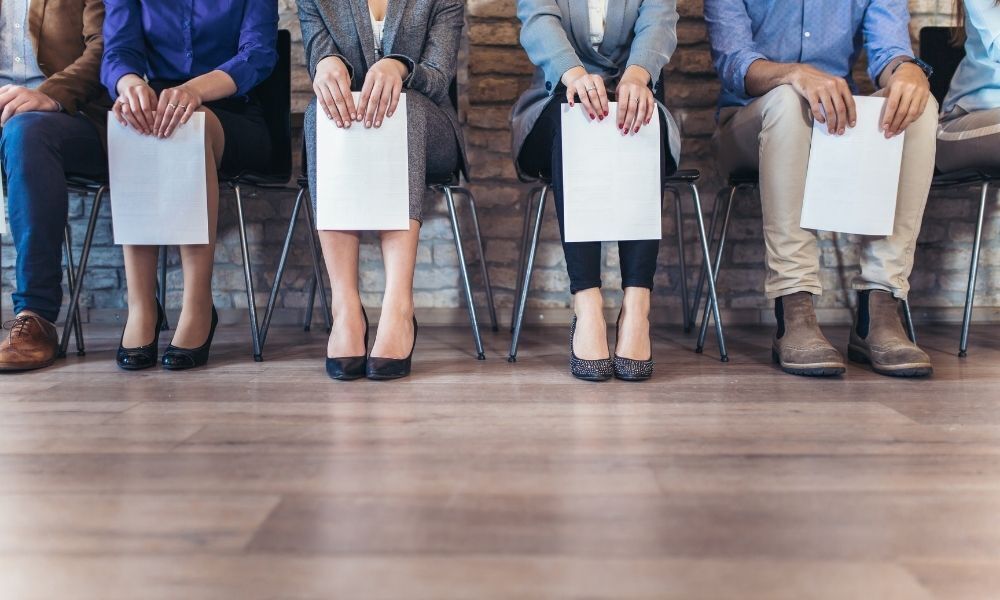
[634,126,639,133]
[604,111,609,117]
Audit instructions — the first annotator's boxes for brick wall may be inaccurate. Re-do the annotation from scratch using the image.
[3,0,997,328]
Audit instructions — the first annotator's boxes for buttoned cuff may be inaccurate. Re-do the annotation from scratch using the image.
[217,58,258,97]
[545,54,584,95]
[105,65,143,101]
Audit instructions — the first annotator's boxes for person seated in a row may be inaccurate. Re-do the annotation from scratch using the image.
[512,0,681,382]
[705,0,937,378]
[937,0,1000,175]
[299,0,465,380]
[103,0,278,371]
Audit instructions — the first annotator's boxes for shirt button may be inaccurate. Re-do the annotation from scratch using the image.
[804,31,812,38]
[13,23,21,29]
[14,57,22,63]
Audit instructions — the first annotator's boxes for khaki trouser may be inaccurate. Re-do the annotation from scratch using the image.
[937,106,1000,172]
[715,85,937,300]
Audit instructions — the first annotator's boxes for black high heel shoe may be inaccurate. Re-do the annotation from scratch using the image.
[569,315,613,382]
[326,307,369,381]
[366,316,417,380]
[117,301,166,371]
[162,305,218,371]
[613,308,654,381]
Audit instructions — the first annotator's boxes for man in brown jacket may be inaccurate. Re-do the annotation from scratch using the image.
[0,0,108,371]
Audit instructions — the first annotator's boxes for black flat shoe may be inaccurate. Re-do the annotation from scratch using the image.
[366,316,417,380]
[162,306,218,371]
[326,307,369,381]
[116,301,166,371]
[613,308,654,381]
[569,316,613,382]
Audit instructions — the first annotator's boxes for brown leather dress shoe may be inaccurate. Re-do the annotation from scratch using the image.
[0,313,60,372]
[772,292,846,377]
[848,290,932,377]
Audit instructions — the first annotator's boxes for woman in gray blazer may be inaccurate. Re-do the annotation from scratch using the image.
[298,0,465,381]
[511,0,681,382]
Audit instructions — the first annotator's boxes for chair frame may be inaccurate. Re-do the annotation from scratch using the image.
[507,170,728,362]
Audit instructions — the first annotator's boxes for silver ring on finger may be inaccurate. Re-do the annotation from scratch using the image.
[167,103,177,109]
[178,104,189,110]
[586,86,597,92]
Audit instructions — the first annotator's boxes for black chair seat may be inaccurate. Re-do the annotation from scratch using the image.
[665,169,700,183]
[427,172,460,187]
[932,169,1000,189]
[65,175,108,189]
[729,170,760,186]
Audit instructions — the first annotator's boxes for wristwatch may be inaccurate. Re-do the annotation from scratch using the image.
[892,57,934,79]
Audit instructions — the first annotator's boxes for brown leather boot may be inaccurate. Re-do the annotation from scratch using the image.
[848,290,932,377]
[772,292,845,377]
[0,313,60,372]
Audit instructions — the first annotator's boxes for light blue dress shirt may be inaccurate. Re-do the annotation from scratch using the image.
[704,0,915,110]
[0,0,46,89]
[943,1,1000,115]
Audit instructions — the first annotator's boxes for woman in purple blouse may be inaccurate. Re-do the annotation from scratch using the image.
[101,0,278,371]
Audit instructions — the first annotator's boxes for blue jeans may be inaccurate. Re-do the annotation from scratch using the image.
[1,112,106,323]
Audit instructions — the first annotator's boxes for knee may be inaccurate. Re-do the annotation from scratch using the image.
[760,85,811,129]
[197,108,225,165]
[0,113,53,161]
[908,94,940,138]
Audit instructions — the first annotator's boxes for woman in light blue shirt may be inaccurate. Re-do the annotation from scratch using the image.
[937,0,1000,172]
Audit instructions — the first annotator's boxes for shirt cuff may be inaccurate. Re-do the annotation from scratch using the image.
[217,58,256,97]
[546,54,585,96]
[730,52,767,98]
[104,64,142,101]
[869,51,914,87]
[384,54,416,86]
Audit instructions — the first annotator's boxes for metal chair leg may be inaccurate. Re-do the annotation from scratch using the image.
[689,187,727,329]
[452,186,498,332]
[233,184,264,362]
[511,186,541,333]
[959,181,989,357]
[667,186,692,332]
[302,192,331,333]
[304,275,317,332]
[158,246,170,330]
[59,186,104,359]
[259,186,305,348]
[62,226,85,355]
[902,298,916,344]
[444,186,486,360]
[508,184,548,362]
[695,183,733,360]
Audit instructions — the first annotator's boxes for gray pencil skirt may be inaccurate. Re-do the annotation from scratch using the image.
[305,90,459,223]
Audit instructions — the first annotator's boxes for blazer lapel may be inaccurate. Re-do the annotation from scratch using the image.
[28,0,45,49]
[382,0,414,57]
[349,0,378,69]
[598,0,627,56]
[569,0,616,68]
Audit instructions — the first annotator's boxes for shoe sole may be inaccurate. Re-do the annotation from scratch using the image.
[772,350,845,377]
[572,372,612,382]
[847,346,933,378]
[614,373,651,382]
[0,358,56,372]
[366,373,411,381]
[117,362,156,371]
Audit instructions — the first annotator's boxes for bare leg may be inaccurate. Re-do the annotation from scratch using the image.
[370,219,420,359]
[572,288,610,360]
[170,108,224,349]
[121,245,160,347]
[319,230,366,358]
[615,287,651,360]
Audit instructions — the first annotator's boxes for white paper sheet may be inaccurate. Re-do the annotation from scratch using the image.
[0,180,7,235]
[107,112,208,245]
[316,92,410,231]
[561,102,662,243]
[800,96,904,236]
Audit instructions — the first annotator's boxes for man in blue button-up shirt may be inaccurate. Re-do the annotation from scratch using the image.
[705,0,936,378]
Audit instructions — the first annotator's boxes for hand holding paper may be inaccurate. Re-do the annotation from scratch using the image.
[800,96,904,236]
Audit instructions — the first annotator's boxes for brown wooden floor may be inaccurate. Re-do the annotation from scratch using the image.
[1,322,999,599]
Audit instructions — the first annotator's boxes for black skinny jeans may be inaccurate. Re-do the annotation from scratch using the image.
[519,98,675,294]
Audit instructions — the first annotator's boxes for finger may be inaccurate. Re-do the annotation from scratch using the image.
[335,76,356,121]
[364,79,383,127]
[583,85,602,121]
[157,104,177,137]
[881,85,902,133]
[112,102,127,126]
[137,88,156,133]
[622,92,638,135]
[889,91,915,137]
[829,90,848,135]
[842,85,857,129]
[644,91,656,125]
[819,91,838,133]
[616,87,630,130]
[358,77,374,123]
[374,84,392,128]
[177,103,197,127]
[153,89,172,135]
[0,98,25,125]
[14,98,40,115]
[386,82,401,119]
[576,82,597,120]
[122,102,144,131]
[593,77,610,118]
[808,91,825,124]
[162,99,187,138]
[129,91,151,134]
[318,84,339,125]
[329,84,353,128]
[566,84,575,108]
[633,94,649,134]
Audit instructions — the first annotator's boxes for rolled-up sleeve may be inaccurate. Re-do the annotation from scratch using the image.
[626,0,679,92]
[517,0,583,94]
[215,0,279,96]
[101,0,147,99]
[862,0,914,85]
[704,0,766,98]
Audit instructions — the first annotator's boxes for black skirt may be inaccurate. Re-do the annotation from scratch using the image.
[149,80,271,177]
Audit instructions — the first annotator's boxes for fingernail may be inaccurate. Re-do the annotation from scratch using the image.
[590,113,595,119]
[634,126,639,133]
[375,121,381,127]
[604,111,609,117]
[366,121,371,127]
